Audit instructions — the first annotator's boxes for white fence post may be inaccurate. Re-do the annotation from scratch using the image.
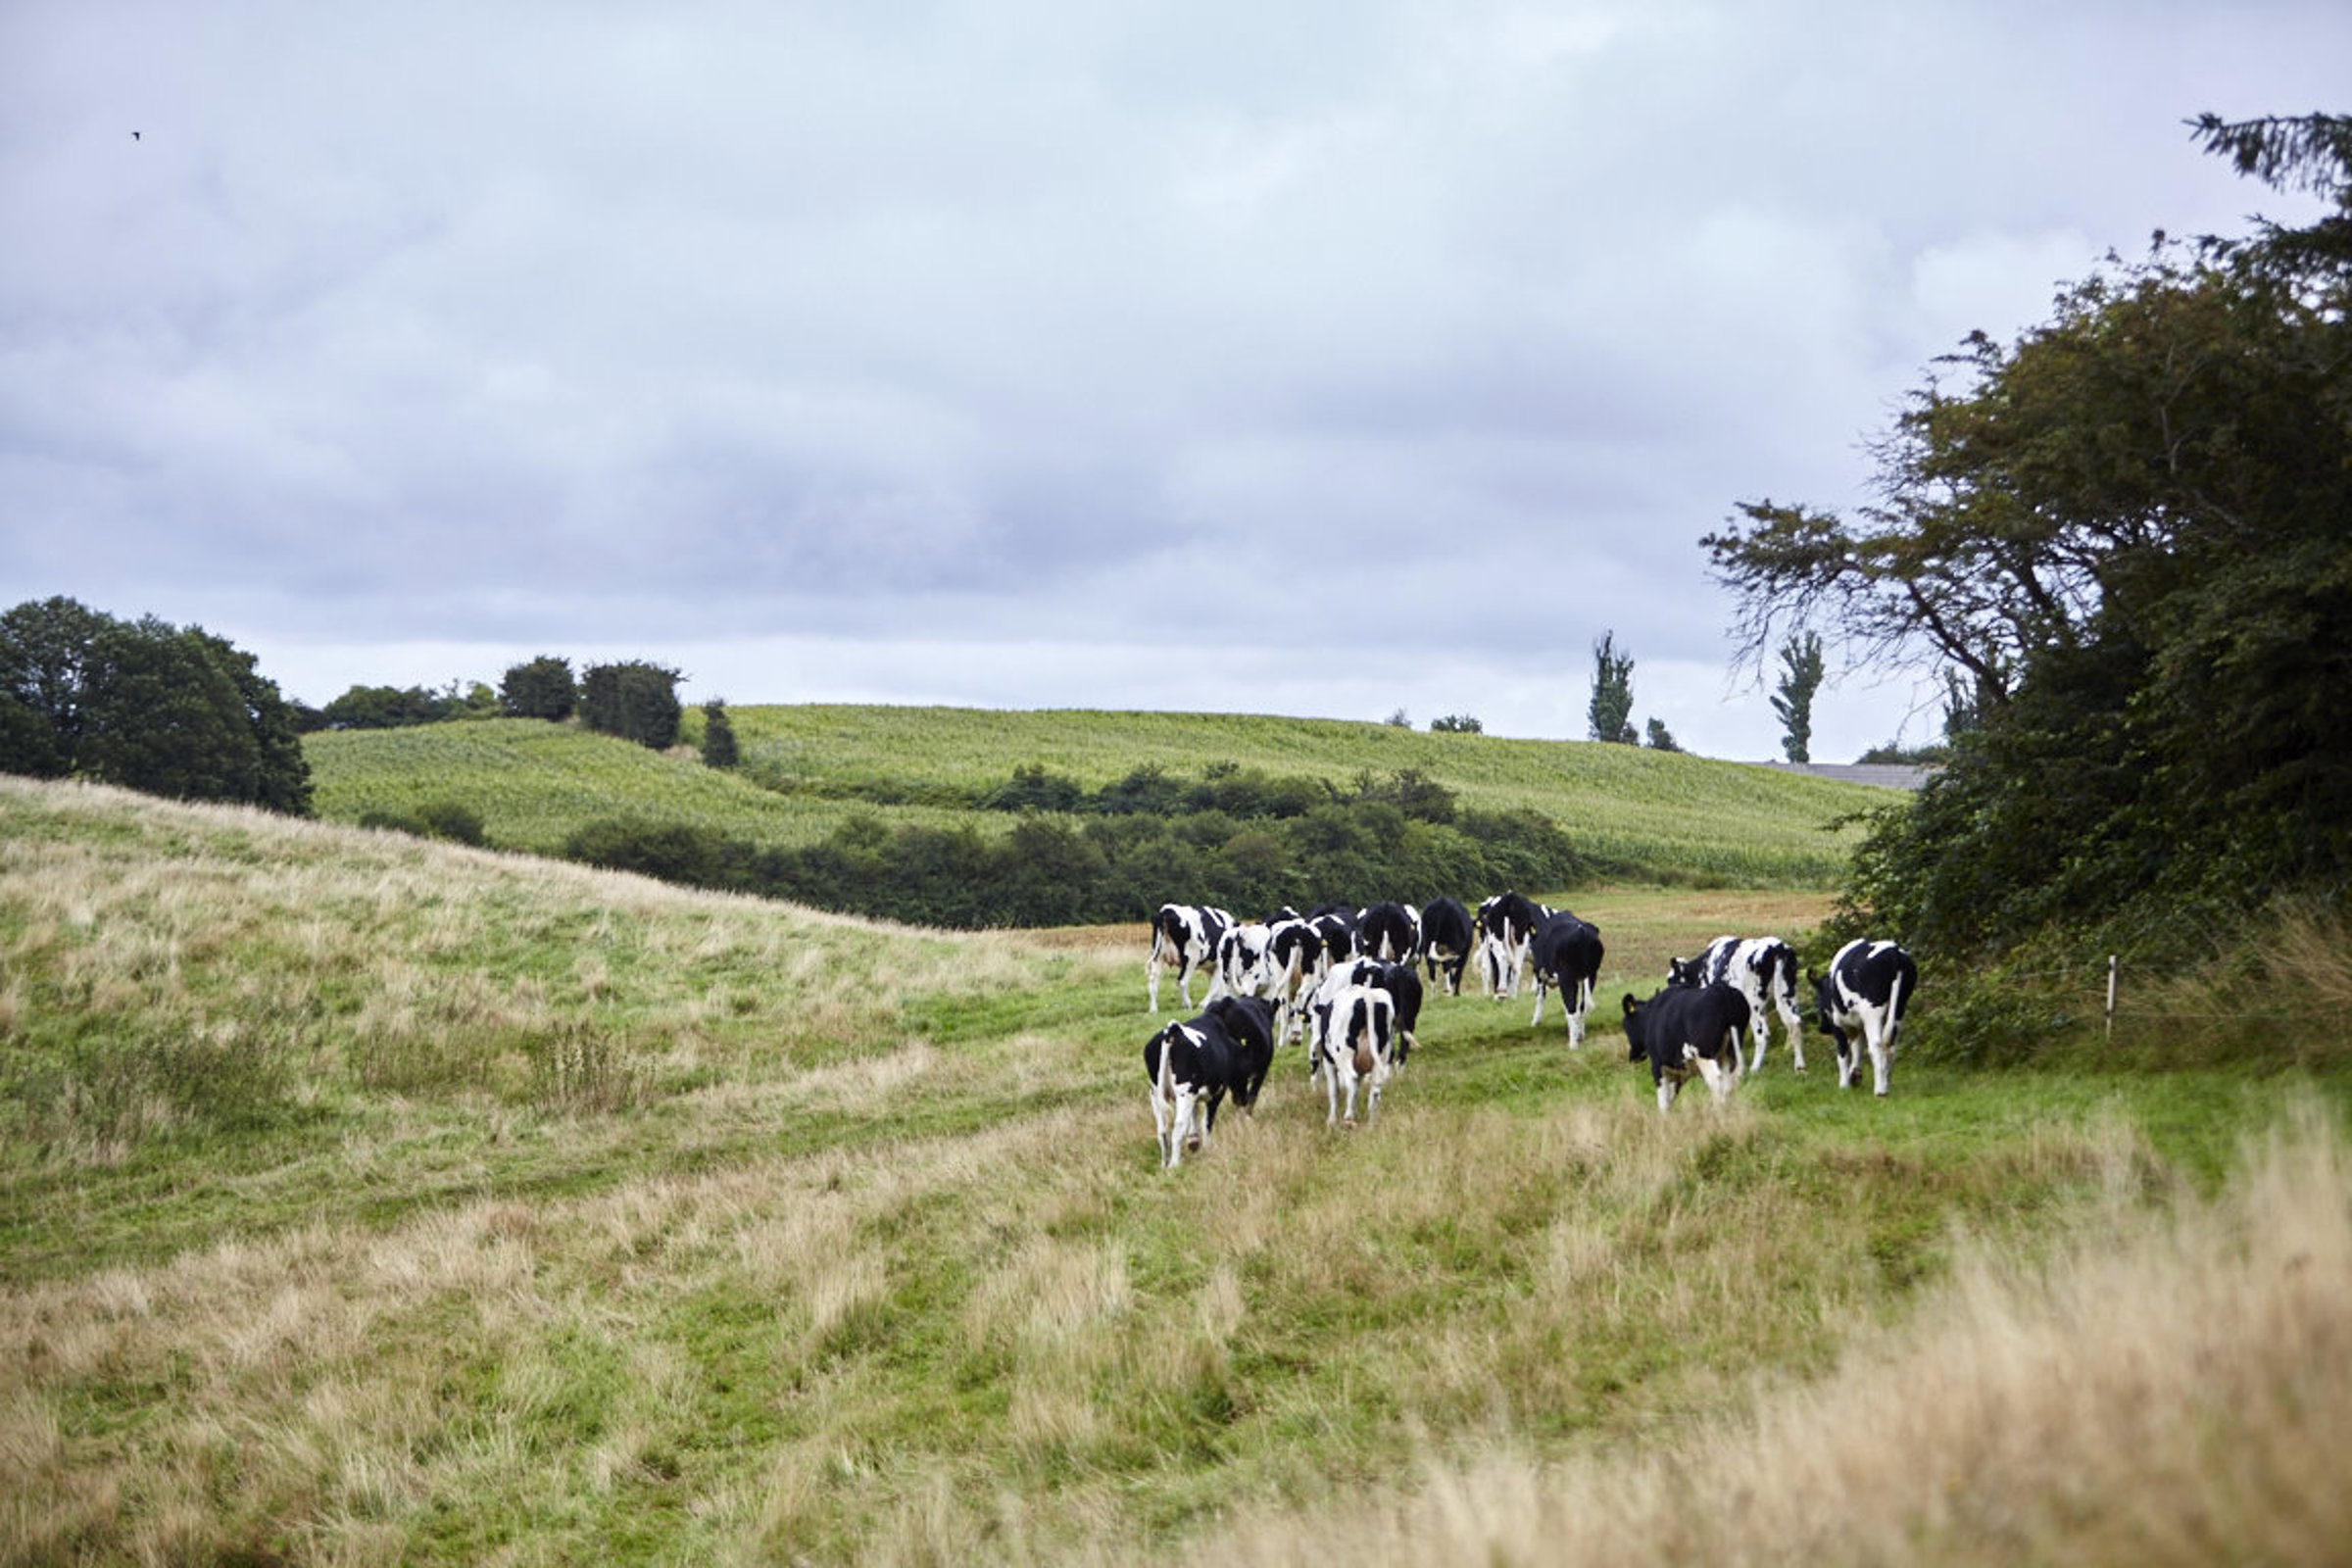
[2105,955,2119,1043]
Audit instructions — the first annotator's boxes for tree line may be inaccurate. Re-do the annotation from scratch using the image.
[0,597,314,812]
[0,610,729,812]
[558,764,1595,929]
[306,656,693,752]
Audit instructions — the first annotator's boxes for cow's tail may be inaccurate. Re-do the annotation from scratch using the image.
[1147,913,1171,1004]
[1885,965,1908,1051]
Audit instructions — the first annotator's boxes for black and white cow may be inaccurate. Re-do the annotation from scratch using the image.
[1374,960,1425,1067]
[1357,901,1422,965]
[1812,939,1918,1097]
[1313,981,1396,1128]
[1144,995,1278,1168]
[1668,935,1806,1075]
[1309,907,1359,968]
[1317,956,1425,1067]
[1622,983,1750,1112]
[1528,910,1605,1050]
[1148,903,1231,1013]
[1210,919,1276,1003]
[1265,913,1329,1045]
[1419,896,1476,996]
[1477,891,1549,1000]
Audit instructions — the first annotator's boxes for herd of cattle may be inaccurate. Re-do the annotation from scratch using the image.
[1143,894,1917,1168]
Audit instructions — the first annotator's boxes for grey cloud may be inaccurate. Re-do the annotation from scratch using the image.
[4,0,2347,758]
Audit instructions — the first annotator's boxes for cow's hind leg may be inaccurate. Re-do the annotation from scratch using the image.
[1692,1043,1737,1104]
[1834,1032,1860,1090]
[1152,1088,1175,1167]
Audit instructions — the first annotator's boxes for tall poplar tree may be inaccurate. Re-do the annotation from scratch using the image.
[1587,630,1637,744]
[1771,631,1825,763]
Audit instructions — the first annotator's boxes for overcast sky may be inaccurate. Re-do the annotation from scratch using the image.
[3,2,2343,760]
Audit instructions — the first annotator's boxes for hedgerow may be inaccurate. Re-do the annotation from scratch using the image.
[560,767,1600,927]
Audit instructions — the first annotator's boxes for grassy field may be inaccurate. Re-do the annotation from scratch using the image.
[304,718,983,857]
[4,775,2347,1565]
[307,706,1891,885]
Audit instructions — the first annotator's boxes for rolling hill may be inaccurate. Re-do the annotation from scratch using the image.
[306,706,1895,888]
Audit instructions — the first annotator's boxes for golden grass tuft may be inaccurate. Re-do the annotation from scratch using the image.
[2260,898,2352,1017]
[2103,897,2352,1066]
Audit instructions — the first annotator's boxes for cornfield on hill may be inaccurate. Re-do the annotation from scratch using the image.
[309,706,1886,887]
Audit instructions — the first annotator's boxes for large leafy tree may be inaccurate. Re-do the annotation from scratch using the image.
[1704,114,2352,957]
[0,596,106,777]
[581,661,684,749]
[77,618,264,803]
[2,599,314,813]
[501,655,578,721]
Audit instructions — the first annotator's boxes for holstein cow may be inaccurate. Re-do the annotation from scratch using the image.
[1622,983,1750,1113]
[1357,901,1422,964]
[1527,910,1605,1050]
[1144,995,1278,1168]
[1812,939,1918,1097]
[1669,935,1806,1075]
[1309,906,1359,968]
[1209,919,1276,1004]
[1318,956,1425,1068]
[1148,903,1231,1013]
[1265,913,1329,1046]
[1477,891,1549,1000]
[1419,896,1476,996]
[1313,982,1396,1128]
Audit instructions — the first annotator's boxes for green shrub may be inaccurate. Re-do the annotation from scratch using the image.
[416,800,487,847]
[564,816,730,886]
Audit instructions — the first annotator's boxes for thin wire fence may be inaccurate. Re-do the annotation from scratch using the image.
[1932,953,2348,1033]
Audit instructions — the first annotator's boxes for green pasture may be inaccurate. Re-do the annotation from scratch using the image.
[3,777,2345,1564]
[304,717,977,856]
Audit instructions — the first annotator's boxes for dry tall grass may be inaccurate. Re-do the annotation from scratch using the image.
[2108,898,2352,1067]
[1182,1096,2352,1568]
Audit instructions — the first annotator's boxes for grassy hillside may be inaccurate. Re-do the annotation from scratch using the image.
[5,776,2347,1564]
[309,706,1889,885]
[304,717,978,856]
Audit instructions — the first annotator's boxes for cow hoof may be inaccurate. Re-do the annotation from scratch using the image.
[1185,1136,1203,1152]
[1343,1117,1358,1131]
